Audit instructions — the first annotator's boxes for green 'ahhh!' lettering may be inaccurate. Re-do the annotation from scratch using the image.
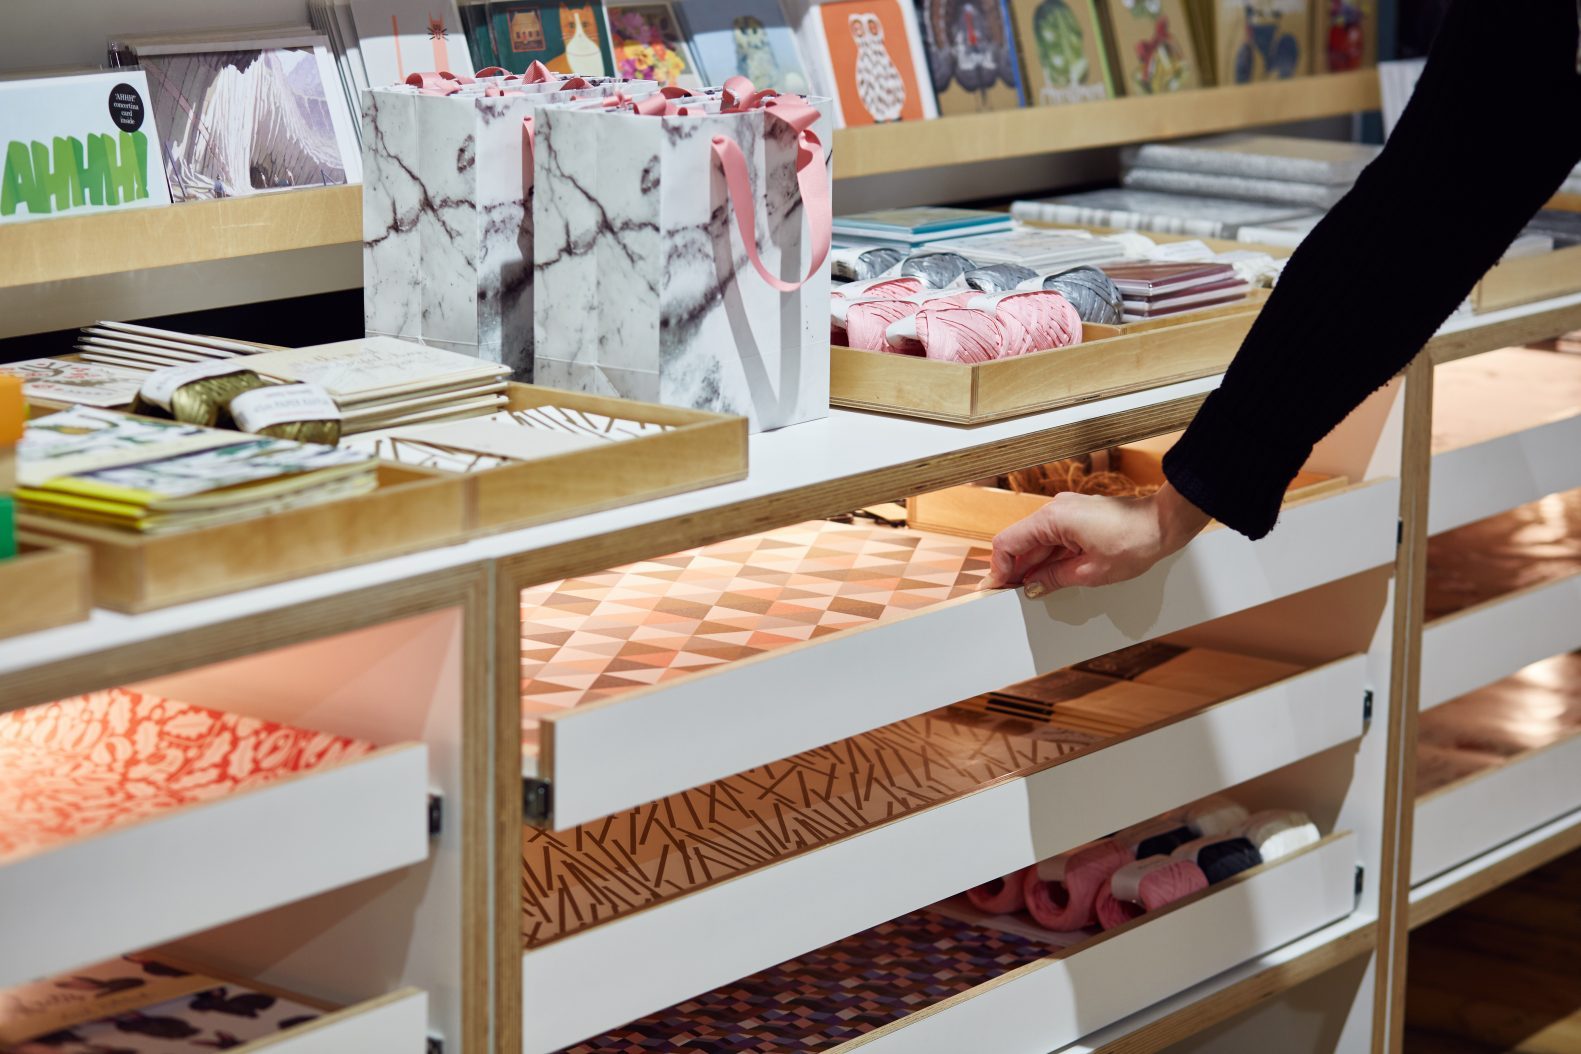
[1,130,152,217]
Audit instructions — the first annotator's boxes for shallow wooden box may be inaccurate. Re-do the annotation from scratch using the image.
[438,384,748,535]
[19,465,468,613]
[1473,241,1581,313]
[0,532,91,638]
[830,301,1261,424]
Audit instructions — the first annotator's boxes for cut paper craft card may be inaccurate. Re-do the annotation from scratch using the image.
[1313,0,1376,72]
[0,71,172,224]
[678,0,812,93]
[1216,0,1310,83]
[1009,0,1114,104]
[808,0,937,126]
[605,2,703,87]
[1101,0,1201,94]
[485,0,615,75]
[0,359,144,408]
[350,0,477,85]
[918,0,1026,114]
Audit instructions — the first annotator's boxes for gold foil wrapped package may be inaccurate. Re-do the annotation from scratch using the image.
[134,360,268,427]
[228,383,344,446]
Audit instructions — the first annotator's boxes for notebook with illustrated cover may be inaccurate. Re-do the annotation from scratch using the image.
[0,359,144,409]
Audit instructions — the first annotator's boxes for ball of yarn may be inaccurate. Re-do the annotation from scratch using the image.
[1040,266,1125,324]
[847,299,921,352]
[913,305,1035,364]
[843,246,907,281]
[966,264,1039,293]
[994,291,1083,351]
[901,252,977,289]
[834,276,924,299]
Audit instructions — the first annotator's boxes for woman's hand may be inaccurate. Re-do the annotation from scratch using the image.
[985,484,1212,597]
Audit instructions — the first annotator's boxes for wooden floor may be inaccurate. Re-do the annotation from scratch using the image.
[1406,849,1581,1052]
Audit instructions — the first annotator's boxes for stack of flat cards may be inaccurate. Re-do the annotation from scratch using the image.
[924,227,1130,270]
[1102,262,1251,321]
[244,337,511,434]
[76,321,272,372]
[347,404,675,473]
[0,358,144,408]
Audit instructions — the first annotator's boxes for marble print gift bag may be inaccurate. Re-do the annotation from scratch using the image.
[532,79,833,432]
[362,67,659,379]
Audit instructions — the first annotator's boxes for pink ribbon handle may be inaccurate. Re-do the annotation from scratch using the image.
[709,96,831,294]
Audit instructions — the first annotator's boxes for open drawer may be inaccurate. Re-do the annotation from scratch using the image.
[0,953,428,1053]
[1430,348,1581,534]
[522,479,1398,829]
[0,690,429,989]
[547,833,1359,1054]
[1413,652,1581,886]
[516,651,1367,1052]
[1419,492,1581,710]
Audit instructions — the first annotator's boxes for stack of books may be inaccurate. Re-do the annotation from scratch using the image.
[924,227,1130,271]
[832,208,1014,250]
[18,407,376,533]
[1102,262,1251,321]
[245,337,512,434]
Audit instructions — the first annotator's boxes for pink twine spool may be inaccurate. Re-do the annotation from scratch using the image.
[966,866,1034,914]
[834,277,924,299]
[1023,840,1133,932]
[913,306,1036,364]
[994,291,1083,352]
[1094,857,1209,930]
[847,299,921,352]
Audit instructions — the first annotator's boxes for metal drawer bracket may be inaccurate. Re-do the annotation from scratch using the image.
[427,1036,444,1054]
[428,794,444,837]
[1354,865,1366,907]
[1362,689,1374,727]
[524,778,553,826]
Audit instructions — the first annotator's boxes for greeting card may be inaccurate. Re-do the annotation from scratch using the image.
[349,0,476,84]
[605,2,703,87]
[678,0,812,93]
[918,0,1026,114]
[1009,0,1114,105]
[1101,0,1202,94]
[811,0,936,126]
[1217,0,1310,83]
[486,0,615,74]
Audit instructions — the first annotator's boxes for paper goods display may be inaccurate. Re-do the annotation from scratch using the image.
[361,69,661,378]
[0,71,171,225]
[533,81,833,431]
[0,359,144,409]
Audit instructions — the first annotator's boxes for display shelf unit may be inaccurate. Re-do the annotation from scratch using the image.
[830,72,1382,180]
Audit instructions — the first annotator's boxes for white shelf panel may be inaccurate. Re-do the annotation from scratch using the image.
[1409,805,1581,912]
[840,834,1357,1054]
[0,745,429,989]
[1419,570,1581,711]
[539,481,1397,828]
[238,988,428,1054]
[1430,414,1581,535]
[520,660,1365,1053]
[1412,733,1581,886]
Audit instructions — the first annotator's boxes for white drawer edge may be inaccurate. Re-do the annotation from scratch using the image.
[543,481,1398,828]
[0,744,430,989]
[1429,414,1581,535]
[1420,571,1581,711]
[520,661,1365,1054]
[243,987,428,1053]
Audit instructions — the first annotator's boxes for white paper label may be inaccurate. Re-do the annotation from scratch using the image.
[140,359,254,411]
[230,384,342,433]
[1110,857,1172,903]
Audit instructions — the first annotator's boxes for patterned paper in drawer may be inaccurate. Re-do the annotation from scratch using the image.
[521,706,1103,948]
[0,690,376,861]
[555,908,1054,1053]
[519,521,992,719]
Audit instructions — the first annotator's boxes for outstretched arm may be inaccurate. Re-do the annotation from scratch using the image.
[991,0,1581,592]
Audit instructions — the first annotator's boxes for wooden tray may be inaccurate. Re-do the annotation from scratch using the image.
[830,307,1260,424]
[1474,242,1581,313]
[0,532,91,639]
[424,384,748,535]
[19,465,467,613]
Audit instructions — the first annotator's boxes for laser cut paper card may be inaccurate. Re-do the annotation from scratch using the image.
[0,72,172,225]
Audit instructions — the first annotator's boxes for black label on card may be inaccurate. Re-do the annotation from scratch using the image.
[108,83,144,132]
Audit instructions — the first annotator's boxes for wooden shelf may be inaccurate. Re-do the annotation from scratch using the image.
[0,185,360,291]
[831,72,1382,180]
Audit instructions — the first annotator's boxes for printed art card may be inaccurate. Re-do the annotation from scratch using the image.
[134,34,362,201]
[486,0,615,75]
[1217,0,1310,83]
[350,0,477,85]
[807,0,937,127]
[0,71,172,225]
[676,0,812,94]
[0,358,144,409]
[605,2,704,88]
[918,0,1026,115]
[1101,0,1202,94]
[1313,0,1375,72]
[1009,0,1114,105]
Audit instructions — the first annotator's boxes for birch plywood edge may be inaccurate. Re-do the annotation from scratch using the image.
[0,533,91,640]
[0,186,361,289]
[831,71,1381,179]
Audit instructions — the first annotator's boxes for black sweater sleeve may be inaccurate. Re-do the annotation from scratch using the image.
[1162,0,1581,539]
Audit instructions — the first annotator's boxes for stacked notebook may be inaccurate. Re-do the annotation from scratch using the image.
[924,227,1130,270]
[76,321,272,372]
[18,407,376,533]
[1102,262,1251,321]
[833,208,1014,250]
[244,337,512,434]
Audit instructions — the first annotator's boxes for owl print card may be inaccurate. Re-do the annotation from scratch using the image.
[677,0,813,94]
[919,0,1027,115]
[810,0,937,126]
[606,2,705,87]
[1008,0,1114,105]
[485,0,616,74]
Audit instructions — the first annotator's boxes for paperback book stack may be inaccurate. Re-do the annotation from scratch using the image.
[18,407,376,533]
[244,337,512,434]
[1102,261,1250,321]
